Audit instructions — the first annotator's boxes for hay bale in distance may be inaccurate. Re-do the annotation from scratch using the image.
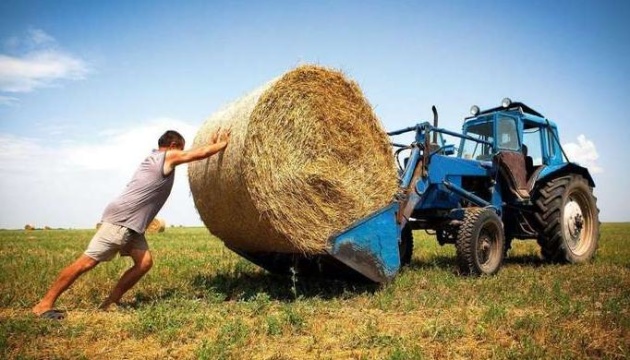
[189,65,398,254]
[146,218,166,234]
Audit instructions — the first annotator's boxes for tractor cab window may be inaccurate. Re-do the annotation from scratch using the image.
[546,128,557,159]
[523,126,543,166]
[497,116,519,151]
[460,120,493,160]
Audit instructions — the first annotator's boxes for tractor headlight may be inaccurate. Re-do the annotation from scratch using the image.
[501,97,512,108]
[470,105,480,116]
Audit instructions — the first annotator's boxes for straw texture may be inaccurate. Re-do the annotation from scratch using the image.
[189,65,397,254]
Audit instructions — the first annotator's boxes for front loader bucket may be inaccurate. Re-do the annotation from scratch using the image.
[326,202,401,283]
[229,203,401,283]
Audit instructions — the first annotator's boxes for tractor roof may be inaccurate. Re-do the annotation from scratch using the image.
[463,100,558,129]
[464,98,556,129]
[476,101,544,118]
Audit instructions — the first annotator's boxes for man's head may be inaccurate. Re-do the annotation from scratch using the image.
[158,130,185,150]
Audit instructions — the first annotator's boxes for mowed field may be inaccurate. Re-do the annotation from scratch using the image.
[0,224,628,359]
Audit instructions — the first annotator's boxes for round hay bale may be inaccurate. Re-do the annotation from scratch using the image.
[146,218,166,234]
[189,65,398,254]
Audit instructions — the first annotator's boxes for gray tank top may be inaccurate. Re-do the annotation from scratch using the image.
[102,150,175,233]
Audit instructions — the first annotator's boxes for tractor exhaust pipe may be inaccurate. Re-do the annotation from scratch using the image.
[432,105,438,144]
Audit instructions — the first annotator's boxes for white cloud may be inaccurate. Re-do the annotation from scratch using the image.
[0,118,198,173]
[0,29,90,94]
[0,94,19,106]
[563,134,603,174]
[64,118,197,173]
[0,51,89,92]
[0,134,47,173]
[0,119,203,229]
[28,28,56,46]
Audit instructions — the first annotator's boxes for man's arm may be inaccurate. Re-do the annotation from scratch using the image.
[164,130,230,175]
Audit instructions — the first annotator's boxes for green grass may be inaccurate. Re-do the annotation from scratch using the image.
[0,224,628,359]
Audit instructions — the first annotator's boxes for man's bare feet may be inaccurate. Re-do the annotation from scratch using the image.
[32,302,52,316]
[38,309,65,320]
[98,299,121,311]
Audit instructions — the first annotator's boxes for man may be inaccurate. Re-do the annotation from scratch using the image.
[32,128,230,319]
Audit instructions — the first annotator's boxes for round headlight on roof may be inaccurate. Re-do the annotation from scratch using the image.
[501,97,512,108]
[470,105,480,116]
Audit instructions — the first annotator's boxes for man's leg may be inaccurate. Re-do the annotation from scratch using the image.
[99,248,153,310]
[32,254,99,315]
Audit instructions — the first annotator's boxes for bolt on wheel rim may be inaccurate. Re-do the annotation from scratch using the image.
[563,195,589,254]
[478,226,501,271]
[478,234,492,264]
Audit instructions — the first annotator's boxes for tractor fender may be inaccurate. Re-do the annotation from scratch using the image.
[534,162,595,188]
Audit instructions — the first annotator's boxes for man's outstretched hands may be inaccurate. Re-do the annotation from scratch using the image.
[164,127,232,172]
[210,127,220,144]
[218,128,231,144]
[210,127,231,145]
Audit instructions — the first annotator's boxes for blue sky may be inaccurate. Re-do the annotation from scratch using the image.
[0,0,628,229]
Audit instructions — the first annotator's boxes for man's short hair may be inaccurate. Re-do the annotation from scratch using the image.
[158,130,185,148]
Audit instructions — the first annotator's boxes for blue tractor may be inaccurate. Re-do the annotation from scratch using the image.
[236,98,600,283]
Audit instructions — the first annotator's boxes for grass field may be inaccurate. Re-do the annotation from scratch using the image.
[1,223,628,359]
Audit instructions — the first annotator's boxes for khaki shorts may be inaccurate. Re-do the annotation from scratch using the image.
[84,222,149,262]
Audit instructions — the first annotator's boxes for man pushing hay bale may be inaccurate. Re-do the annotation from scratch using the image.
[188,65,398,254]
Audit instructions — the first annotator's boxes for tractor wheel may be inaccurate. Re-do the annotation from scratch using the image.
[455,208,505,276]
[399,224,414,266]
[534,174,599,263]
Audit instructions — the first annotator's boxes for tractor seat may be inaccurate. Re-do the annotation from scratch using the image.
[494,151,530,201]
[525,155,534,175]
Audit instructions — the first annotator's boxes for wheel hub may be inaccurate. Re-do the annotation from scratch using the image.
[564,199,584,249]
[478,235,492,264]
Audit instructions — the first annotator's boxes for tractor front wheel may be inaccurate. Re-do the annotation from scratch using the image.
[455,208,505,276]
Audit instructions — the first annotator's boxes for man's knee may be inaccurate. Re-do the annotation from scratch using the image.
[132,250,153,273]
[73,255,99,273]
[139,256,153,273]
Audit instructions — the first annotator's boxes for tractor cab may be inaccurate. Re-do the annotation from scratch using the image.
[458,98,565,202]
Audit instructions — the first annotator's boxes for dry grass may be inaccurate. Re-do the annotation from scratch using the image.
[0,224,628,359]
[188,65,397,254]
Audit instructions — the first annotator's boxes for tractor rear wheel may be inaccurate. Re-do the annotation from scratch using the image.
[455,208,505,276]
[534,174,599,263]
[399,224,413,266]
